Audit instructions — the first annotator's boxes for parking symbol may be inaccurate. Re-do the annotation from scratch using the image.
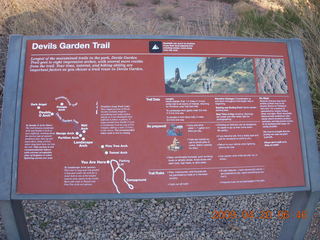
[149,41,162,53]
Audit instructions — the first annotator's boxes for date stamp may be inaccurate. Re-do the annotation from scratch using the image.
[210,210,307,220]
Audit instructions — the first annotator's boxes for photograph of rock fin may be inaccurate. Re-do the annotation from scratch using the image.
[164,57,256,94]
[255,58,288,94]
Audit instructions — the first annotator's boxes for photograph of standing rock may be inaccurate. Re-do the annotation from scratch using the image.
[164,57,256,94]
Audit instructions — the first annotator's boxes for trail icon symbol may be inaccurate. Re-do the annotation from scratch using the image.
[152,44,159,50]
[149,41,162,53]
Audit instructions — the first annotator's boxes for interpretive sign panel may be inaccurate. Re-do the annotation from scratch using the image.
[12,36,308,196]
[1,35,319,240]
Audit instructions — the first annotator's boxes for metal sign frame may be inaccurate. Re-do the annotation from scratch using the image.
[0,34,319,240]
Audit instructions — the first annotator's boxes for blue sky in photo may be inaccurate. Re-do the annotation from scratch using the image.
[164,57,203,82]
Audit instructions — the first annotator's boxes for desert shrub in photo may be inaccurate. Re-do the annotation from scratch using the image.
[220,0,239,4]
[155,5,175,20]
[197,1,236,36]
[151,0,161,4]
[232,1,256,15]
[0,0,158,35]
[207,0,239,3]
[124,0,138,7]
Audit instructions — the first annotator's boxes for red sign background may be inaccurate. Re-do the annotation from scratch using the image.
[16,39,305,194]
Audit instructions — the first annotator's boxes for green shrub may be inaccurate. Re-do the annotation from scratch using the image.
[237,10,278,36]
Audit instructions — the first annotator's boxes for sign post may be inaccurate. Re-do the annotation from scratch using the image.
[0,35,30,240]
[0,200,30,240]
[0,35,319,239]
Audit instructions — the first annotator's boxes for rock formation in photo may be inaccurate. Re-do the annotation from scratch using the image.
[174,67,181,83]
[165,57,256,94]
[255,58,288,94]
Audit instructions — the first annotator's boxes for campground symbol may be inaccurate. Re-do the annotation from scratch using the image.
[149,41,162,53]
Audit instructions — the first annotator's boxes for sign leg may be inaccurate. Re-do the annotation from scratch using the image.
[279,191,320,240]
[0,200,30,240]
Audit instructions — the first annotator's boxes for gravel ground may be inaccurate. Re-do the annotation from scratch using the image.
[0,193,319,239]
